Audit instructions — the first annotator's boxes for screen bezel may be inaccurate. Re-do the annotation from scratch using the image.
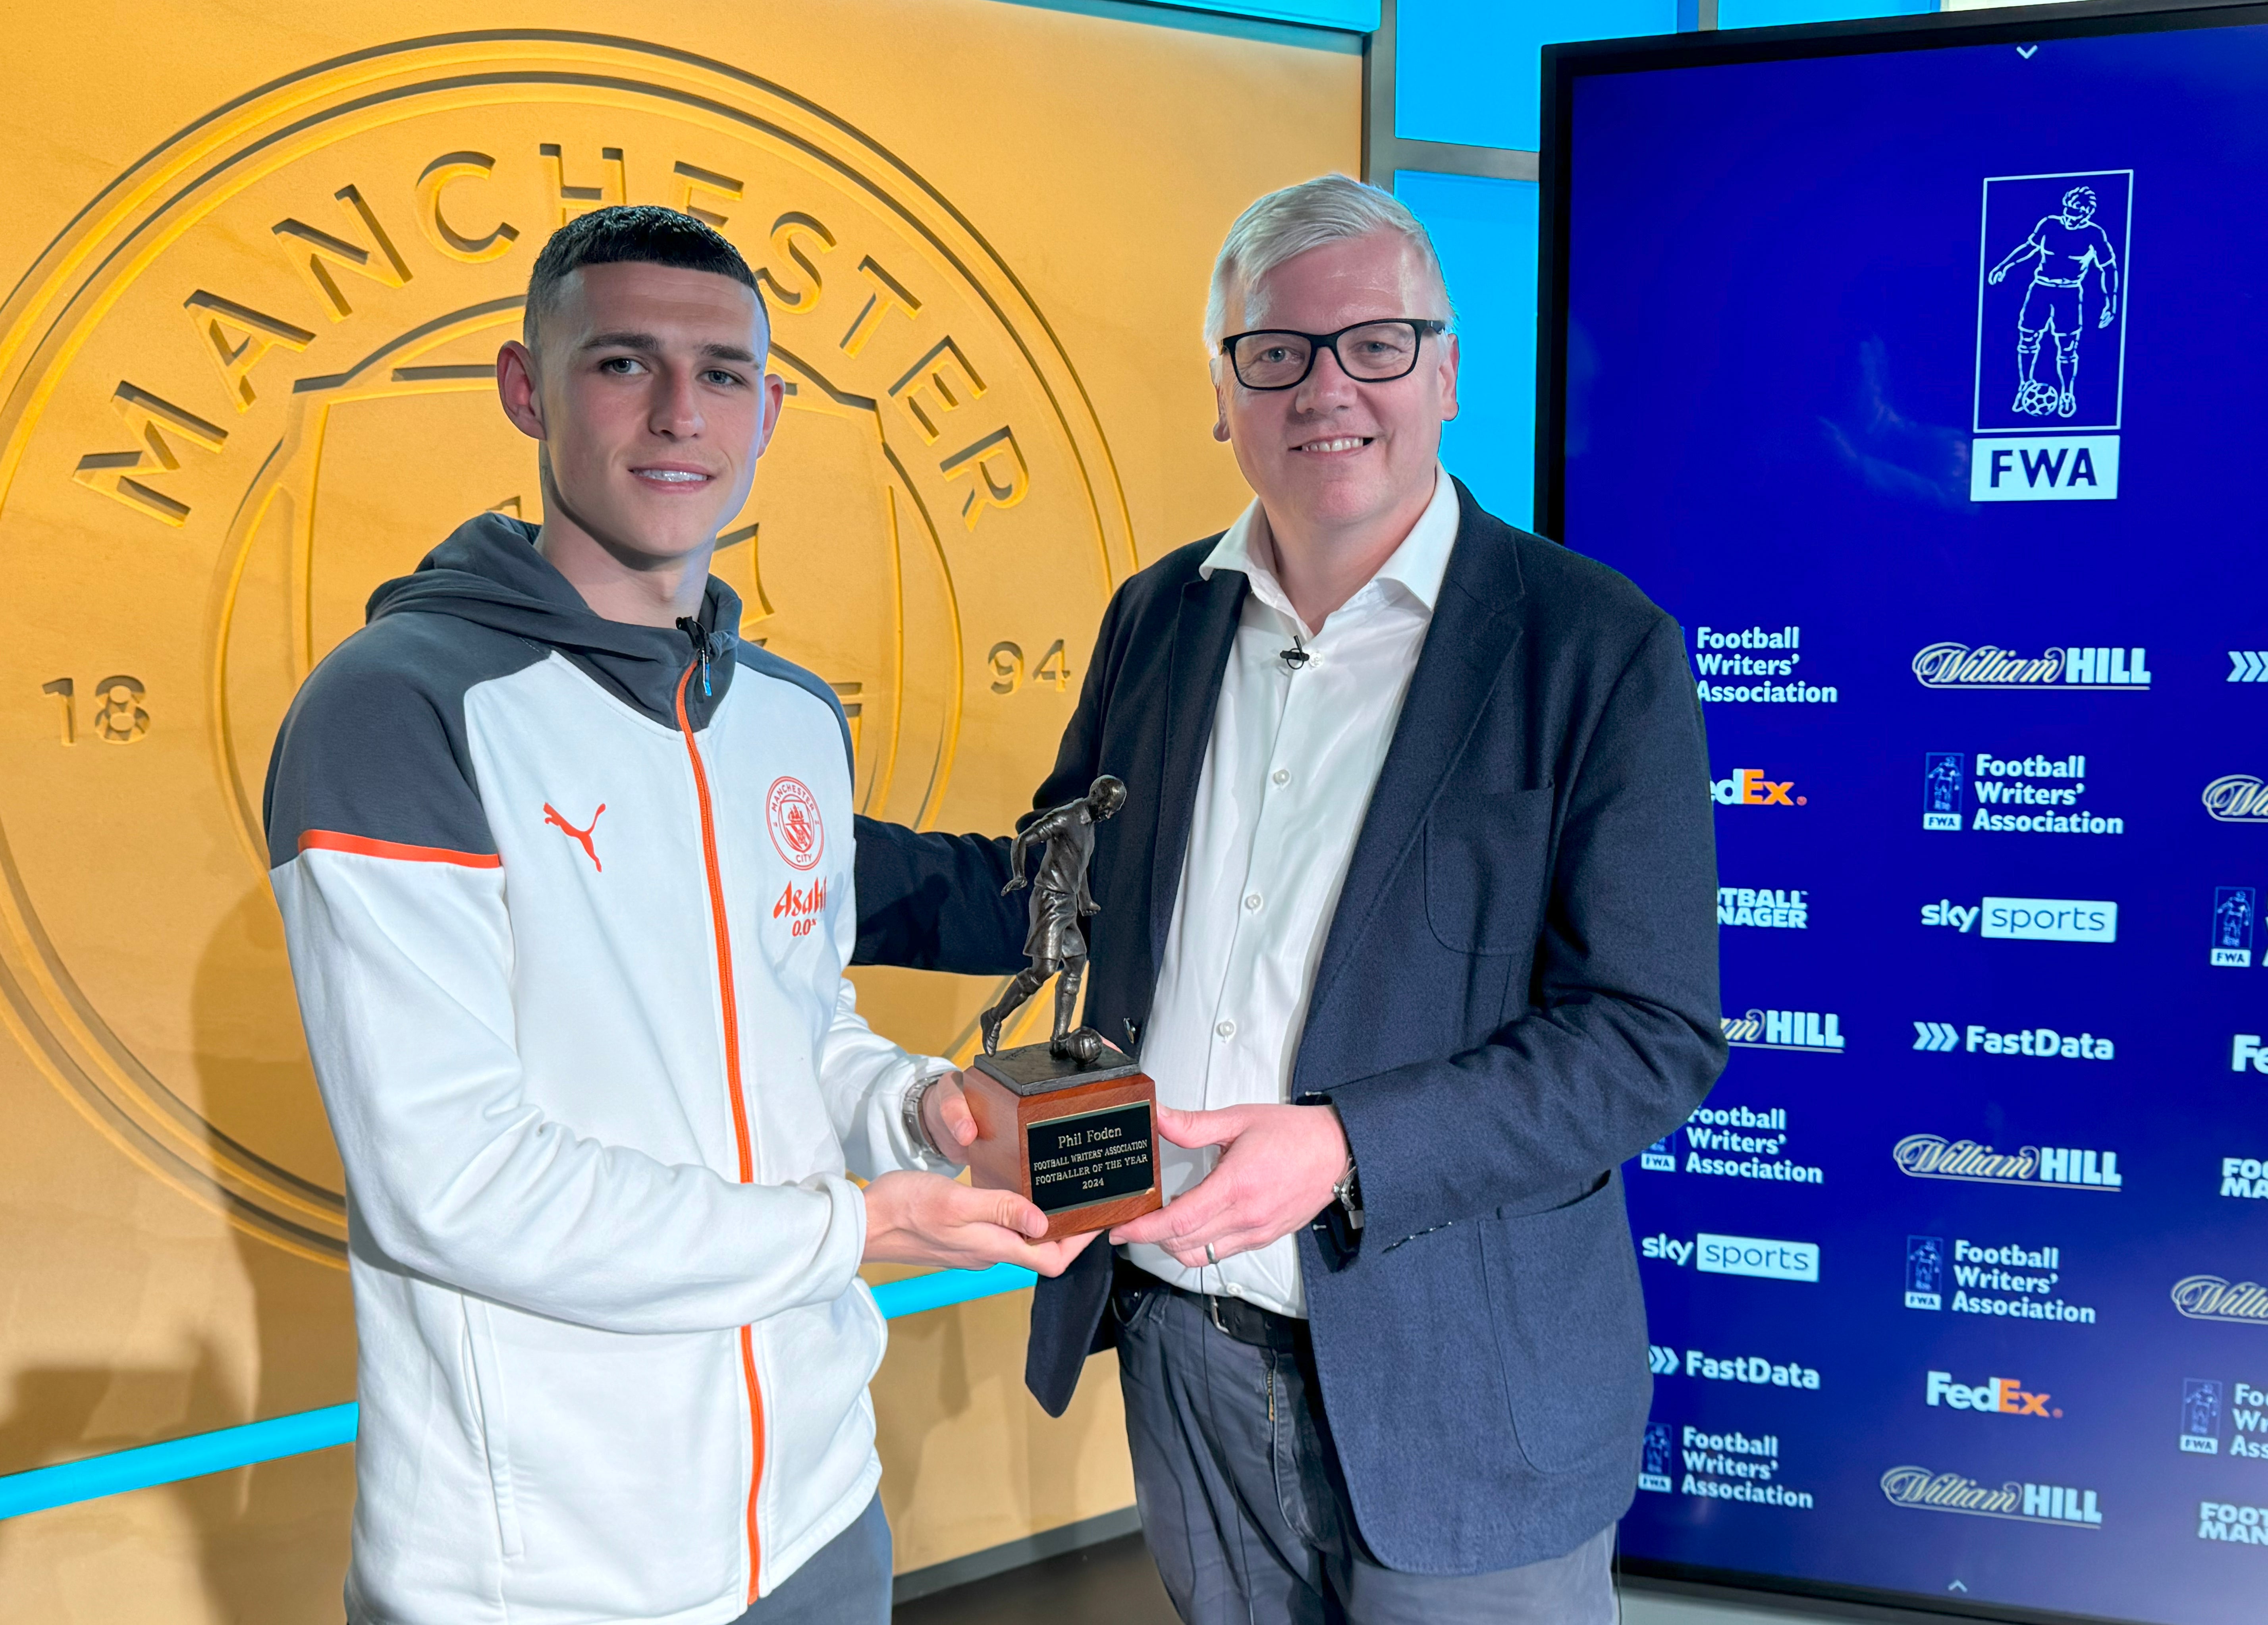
[1536,4,2268,1619]
[1534,0,2265,545]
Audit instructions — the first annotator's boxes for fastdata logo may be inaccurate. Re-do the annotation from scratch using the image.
[1911,1021,2114,1060]
[1921,896,2117,943]
[1651,1345,1822,1390]
[1912,642,2150,689]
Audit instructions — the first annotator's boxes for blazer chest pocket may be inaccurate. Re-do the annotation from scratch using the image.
[1423,785,1553,956]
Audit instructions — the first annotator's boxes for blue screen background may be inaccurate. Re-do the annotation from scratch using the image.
[1564,23,2268,1623]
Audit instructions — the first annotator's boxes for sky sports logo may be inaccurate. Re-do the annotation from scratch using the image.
[1642,1232,1822,1283]
[1912,642,2150,689]
[1921,896,2118,943]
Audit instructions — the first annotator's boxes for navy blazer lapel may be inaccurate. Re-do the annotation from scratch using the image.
[1301,490,1526,1047]
[1148,568,1247,973]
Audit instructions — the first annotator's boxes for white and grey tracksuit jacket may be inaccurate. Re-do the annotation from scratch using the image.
[265,514,945,1625]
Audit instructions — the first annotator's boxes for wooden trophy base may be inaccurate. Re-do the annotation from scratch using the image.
[962,1039,1162,1241]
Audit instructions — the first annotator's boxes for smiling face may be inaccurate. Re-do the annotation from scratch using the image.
[1214,230,1457,545]
[499,260,783,575]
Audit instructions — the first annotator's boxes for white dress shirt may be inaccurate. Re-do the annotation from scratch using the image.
[1126,467,1460,1317]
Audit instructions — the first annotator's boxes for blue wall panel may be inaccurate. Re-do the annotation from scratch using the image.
[1394,169,1539,529]
[1718,0,1936,28]
[1395,0,1682,152]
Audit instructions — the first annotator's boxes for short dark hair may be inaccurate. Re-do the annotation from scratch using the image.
[523,205,764,347]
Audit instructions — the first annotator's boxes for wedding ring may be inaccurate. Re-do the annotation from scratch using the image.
[1204,1241,1218,1266]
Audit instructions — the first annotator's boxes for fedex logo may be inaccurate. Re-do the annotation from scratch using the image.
[1711,768,1807,807]
[1927,1371,2063,1419]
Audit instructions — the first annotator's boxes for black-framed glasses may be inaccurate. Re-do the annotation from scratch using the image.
[1220,319,1446,391]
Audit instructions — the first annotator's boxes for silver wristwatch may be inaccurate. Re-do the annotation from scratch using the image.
[1333,1155,1364,1231]
[902,1074,947,1161]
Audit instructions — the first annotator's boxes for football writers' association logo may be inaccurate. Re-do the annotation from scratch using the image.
[767,776,825,870]
[1971,169,2131,502]
[2204,776,2268,824]
[2215,887,2258,967]
[1640,1422,1674,1494]
[2184,1379,2224,1455]
[1924,753,1964,829]
[1906,1235,1946,1310]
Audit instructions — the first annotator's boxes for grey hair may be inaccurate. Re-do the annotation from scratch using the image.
[1203,173,1455,355]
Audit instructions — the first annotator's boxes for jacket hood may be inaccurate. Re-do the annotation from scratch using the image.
[367,513,742,729]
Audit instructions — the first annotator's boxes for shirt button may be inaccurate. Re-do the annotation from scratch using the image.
[1215,1019,1236,1039]
[1244,893,1263,911]
[1272,768,1291,787]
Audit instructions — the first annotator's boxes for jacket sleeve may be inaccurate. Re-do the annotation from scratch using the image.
[852,583,1128,971]
[818,843,960,1180]
[1320,615,1727,1245]
[266,648,868,1334]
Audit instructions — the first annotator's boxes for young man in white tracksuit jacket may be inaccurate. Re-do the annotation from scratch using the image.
[265,207,1087,1625]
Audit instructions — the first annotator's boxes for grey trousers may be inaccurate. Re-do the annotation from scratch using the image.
[1115,1282,1618,1625]
[729,1492,891,1625]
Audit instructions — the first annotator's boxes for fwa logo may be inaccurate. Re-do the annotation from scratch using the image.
[1971,169,2131,502]
[1923,753,1965,829]
[2212,886,2256,967]
[2181,1378,2268,1459]
[1640,1422,1675,1493]
[1906,1235,1946,1310]
[1723,1008,1844,1052]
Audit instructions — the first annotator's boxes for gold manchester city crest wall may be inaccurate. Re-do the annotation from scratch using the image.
[0,2,1356,1615]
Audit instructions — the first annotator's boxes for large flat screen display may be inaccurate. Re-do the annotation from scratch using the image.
[1542,7,2268,1621]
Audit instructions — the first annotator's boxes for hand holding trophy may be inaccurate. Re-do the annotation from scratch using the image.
[958,776,1163,1239]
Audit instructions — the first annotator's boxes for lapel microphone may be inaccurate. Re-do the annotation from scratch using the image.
[1280,633,1311,671]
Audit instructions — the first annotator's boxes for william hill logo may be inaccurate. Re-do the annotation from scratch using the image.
[1723,1008,1843,1052]
[1912,643,2150,689]
[1893,1135,2121,1190]
[1880,1466,2101,1528]
[2172,1276,2268,1327]
[2203,775,2268,824]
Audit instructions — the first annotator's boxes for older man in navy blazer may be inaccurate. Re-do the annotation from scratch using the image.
[857,175,1724,1624]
